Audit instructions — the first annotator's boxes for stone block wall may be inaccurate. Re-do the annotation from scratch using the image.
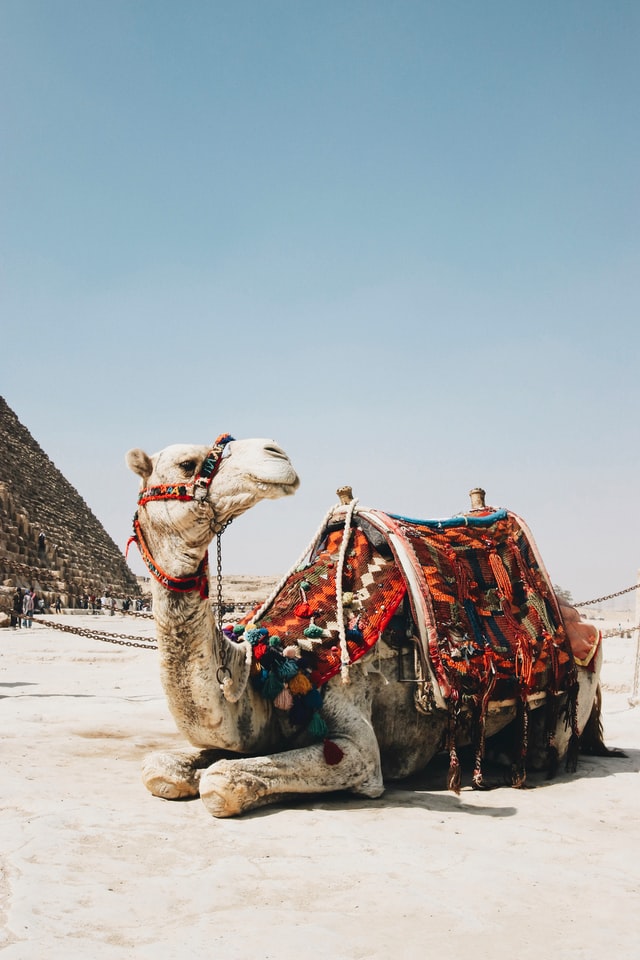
[0,397,140,614]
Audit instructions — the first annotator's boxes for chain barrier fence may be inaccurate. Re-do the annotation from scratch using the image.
[5,557,639,703]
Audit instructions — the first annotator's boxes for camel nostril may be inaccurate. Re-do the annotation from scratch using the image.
[264,444,286,459]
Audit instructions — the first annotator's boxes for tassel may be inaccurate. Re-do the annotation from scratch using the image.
[472,752,484,790]
[288,672,313,695]
[308,711,328,738]
[276,658,299,680]
[261,671,284,700]
[252,642,268,661]
[289,698,310,726]
[323,739,344,765]
[447,745,461,794]
[527,592,555,636]
[565,733,580,774]
[511,698,529,788]
[274,686,294,711]
[489,551,514,604]
[304,687,323,711]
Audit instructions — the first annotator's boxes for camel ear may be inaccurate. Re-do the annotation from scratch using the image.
[126,448,153,482]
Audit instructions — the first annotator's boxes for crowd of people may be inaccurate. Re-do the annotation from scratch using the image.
[9,588,150,626]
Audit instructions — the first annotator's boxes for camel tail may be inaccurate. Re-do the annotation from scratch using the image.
[579,685,627,758]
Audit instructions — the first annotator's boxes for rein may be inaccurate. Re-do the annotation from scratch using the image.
[136,433,235,509]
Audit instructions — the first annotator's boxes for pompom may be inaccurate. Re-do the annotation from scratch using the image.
[288,672,313,695]
[323,739,344,765]
[294,602,312,618]
[276,658,299,680]
[303,624,324,638]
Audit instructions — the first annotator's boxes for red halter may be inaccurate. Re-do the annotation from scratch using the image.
[126,433,234,596]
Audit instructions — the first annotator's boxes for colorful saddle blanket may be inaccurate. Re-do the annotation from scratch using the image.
[225,504,577,736]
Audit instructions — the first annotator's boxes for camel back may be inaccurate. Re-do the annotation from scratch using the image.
[229,505,578,737]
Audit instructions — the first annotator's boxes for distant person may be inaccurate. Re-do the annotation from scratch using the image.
[38,531,46,554]
[12,588,22,628]
[55,596,62,613]
[22,589,34,628]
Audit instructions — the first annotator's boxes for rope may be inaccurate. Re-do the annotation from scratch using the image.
[334,497,359,683]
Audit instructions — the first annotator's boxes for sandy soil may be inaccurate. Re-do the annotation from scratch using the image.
[1,612,639,959]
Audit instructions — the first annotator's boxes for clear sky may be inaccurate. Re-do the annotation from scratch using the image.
[1,0,638,604]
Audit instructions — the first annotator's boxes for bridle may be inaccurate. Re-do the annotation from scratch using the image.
[127,433,235,599]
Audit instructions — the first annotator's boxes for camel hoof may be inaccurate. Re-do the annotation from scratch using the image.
[141,751,200,800]
[199,762,269,818]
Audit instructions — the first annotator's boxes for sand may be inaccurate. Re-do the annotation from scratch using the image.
[1,612,639,959]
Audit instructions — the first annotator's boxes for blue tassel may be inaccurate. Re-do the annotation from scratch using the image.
[304,688,323,711]
[290,698,310,726]
[276,658,299,680]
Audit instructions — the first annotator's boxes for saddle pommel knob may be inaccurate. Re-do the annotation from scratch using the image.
[469,487,486,511]
[337,485,355,504]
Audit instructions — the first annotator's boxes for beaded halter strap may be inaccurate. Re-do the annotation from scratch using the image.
[127,433,235,597]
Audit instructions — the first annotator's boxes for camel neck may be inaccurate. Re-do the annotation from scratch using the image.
[149,583,270,752]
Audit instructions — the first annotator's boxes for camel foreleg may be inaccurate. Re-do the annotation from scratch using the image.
[198,676,384,818]
[142,747,232,800]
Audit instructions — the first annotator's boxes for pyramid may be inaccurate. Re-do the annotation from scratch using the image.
[0,396,139,614]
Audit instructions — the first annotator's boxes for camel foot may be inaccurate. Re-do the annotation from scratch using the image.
[199,761,274,818]
[141,750,202,800]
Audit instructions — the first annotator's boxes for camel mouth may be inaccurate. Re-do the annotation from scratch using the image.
[250,475,300,497]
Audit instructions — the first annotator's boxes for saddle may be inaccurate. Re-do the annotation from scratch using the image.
[227,500,584,757]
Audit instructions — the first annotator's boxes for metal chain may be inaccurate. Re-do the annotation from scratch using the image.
[25,616,158,649]
[575,582,640,607]
[214,527,232,685]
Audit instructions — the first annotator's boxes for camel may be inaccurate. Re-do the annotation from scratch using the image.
[126,434,608,818]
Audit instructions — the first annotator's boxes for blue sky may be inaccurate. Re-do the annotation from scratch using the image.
[1,1,638,603]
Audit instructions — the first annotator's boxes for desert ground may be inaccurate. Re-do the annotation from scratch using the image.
[1,607,639,960]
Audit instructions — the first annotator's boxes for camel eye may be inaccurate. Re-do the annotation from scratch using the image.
[178,460,196,474]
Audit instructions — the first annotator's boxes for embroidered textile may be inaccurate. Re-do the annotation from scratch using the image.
[228,506,577,736]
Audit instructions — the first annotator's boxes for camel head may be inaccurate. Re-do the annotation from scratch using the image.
[126,437,299,578]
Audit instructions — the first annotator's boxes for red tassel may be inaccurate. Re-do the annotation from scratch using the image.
[323,739,344,766]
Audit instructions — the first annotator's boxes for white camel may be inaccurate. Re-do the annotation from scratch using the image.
[127,434,610,818]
